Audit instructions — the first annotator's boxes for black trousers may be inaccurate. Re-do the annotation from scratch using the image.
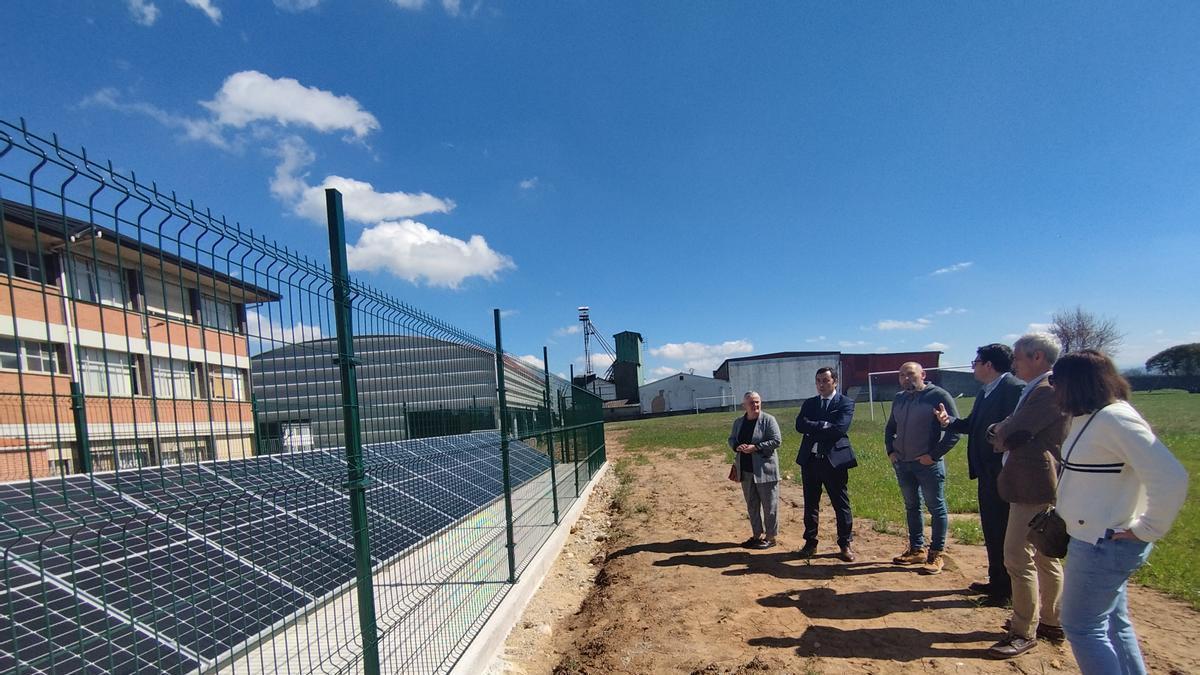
[800,457,853,547]
[977,464,1011,595]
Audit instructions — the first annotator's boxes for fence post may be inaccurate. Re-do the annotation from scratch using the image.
[493,309,517,583]
[249,394,261,456]
[326,188,381,675]
[70,382,92,474]
[541,346,560,525]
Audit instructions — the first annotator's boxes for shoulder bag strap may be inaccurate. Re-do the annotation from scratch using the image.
[1056,410,1100,481]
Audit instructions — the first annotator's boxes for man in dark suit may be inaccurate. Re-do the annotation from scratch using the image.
[935,343,1025,606]
[794,367,857,562]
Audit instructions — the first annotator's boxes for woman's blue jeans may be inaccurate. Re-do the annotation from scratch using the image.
[1061,534,1153,675]
[893,459,948,551]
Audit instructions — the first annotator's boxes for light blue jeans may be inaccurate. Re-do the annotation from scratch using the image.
[893,459,948,551]
[1061,534,1153,675]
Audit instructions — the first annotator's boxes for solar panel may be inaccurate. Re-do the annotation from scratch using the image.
[0,432,550,672]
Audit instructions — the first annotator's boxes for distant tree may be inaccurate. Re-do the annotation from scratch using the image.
[1146,343,1200,376]
[1121,367,1147,378]
[1049,306,1124,355]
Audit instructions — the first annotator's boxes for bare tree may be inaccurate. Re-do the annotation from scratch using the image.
[1049,306,1124,355]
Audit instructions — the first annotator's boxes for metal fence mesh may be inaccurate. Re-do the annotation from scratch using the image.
[0,117,605,674]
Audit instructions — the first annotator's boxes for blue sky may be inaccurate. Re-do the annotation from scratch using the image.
[3,2,1198,379]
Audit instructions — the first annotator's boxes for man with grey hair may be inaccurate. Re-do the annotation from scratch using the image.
[728,391,782,549]
[985,333,1069,659]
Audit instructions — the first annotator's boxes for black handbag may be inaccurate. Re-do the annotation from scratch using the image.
[1026,507,1070,558]
[1025,412,1098,559]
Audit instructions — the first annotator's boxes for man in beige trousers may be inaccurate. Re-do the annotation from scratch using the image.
[986,333,1070,658]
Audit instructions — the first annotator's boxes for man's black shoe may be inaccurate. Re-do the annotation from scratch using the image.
[1037,624,1065,643]
[980,594,1012,608]
[741,537,762,549]
[753,539,776,550]
[968,581,994,594]
[797,541,818,558]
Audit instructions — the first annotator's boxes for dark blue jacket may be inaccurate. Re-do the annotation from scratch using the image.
[794,392,856,468]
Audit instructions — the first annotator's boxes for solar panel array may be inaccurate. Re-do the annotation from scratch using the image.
[0,432,551,674]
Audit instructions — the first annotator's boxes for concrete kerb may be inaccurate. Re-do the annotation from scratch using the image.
[450,460,611,675]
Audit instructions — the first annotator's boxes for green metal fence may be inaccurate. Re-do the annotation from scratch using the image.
[0,117,606,674]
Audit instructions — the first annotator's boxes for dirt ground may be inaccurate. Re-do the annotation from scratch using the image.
[490,430,1198,675]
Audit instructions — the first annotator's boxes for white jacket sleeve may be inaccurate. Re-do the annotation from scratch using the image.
[1117,410,1188,542]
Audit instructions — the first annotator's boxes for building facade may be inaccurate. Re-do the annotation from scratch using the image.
[0,200,278,481]
[714,350,944,404]
[638,372,732,414]
[250,335,499,451]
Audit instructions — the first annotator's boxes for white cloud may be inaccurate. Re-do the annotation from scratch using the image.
[650,366,678,378]
[127,0,160,25]
[554,325,582,337]
[184,0,222,24]
[924,341,949,350]
[934,307,967,316]
[245,309,323,352]
[346,219,515,288]
[838,340,869,348]
[274,0,322,10]
[203,71,380,139]
[499,309,519,319]
[574,353,615,372]
[805,335,826,343]
[298,176,454,223]
[649,340,753,373]
[79,88,229,148]
[519,177,539,190]
[269,137,455,223]
[930,261,973,276]
[1025,322,1055,334]
[389,0,466,14]
[518,354,544,369]
[876,318,932,331]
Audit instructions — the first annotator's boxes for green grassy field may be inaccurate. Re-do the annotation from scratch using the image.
[608,390,1200,609]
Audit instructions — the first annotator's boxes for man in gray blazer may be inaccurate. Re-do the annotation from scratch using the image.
[729,391,783,549]
[936,343,1025,605]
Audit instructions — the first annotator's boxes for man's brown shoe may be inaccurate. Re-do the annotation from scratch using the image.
[837,546,856,563]
[988,634,1037,659]
[892,547,926,565]
[920,549,946,575]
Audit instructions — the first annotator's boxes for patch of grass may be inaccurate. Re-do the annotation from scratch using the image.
[605,391,1200,608]
[610,460,634,514]
[950,518,984,546]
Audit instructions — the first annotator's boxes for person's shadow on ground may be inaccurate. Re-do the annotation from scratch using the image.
[748,625,996,661]
[651,548,909,581]
[758,586,977,620]
[607,538,742,560]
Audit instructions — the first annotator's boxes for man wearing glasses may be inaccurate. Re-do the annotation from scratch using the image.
[935,344,1025,607]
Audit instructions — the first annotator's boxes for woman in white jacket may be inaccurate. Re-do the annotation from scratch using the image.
[1051,350,1187,675]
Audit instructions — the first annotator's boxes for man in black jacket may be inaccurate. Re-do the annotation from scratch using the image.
[795,367,858,562]
[935,344,1025,605]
